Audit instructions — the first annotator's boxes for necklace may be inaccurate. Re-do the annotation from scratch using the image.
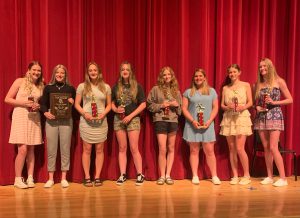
[56,83,65,90]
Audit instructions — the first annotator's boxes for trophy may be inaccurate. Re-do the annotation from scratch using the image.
[196,103,205,128]
[162,91,172,120]
[27,86,34,112]
[231,90,239,115]
[262,87,271,111]
[118,92,126,120]
[91,95,98,118]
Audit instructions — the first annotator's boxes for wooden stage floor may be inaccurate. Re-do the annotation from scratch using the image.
[1,177,300,218]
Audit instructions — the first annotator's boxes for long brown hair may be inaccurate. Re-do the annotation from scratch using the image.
[156,66,179,98]
[190,68,210,96]
[116,61,138,102]
[83,61,107,96]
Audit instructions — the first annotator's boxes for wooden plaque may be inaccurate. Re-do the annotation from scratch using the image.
[50,93,72,119]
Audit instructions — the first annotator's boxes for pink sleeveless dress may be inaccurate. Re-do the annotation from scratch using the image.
[9,81,43,145]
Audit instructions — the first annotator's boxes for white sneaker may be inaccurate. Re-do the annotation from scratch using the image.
[238,177,251,185]
[14,177,28,189]
[44,180,54,188]
[61,179,69,188]
[229,177,239,185]
[273,178,288,187]
[212,176,221,185]
[260,177,274,185]
[192,176,200,185]
[26,175,35,188]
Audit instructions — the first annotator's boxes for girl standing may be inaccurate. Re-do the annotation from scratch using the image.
[40,64,76,188]
[147,66,182,185]
[220,64,253,185]
[253,58,293,187]
[75,62,111,187]
[5,61,44,189]
[112,61,146,186]
[182,69,221,185]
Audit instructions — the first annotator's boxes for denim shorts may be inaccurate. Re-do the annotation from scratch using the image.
[114,116,141,131]
[154,121,178,134]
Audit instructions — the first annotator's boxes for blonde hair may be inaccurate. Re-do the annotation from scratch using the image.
[116,61,138,102]
[254,58,280,99]
[190,68,210,96]
[83,62,107,96]
[24,61,44,94]
[156,66,179,98]
[49,64,71,85]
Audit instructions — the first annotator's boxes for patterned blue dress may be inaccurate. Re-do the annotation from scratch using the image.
[254,87,284,131]
[183,88,217,142]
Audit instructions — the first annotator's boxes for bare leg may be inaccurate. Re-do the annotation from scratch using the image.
[202,142,217,177]
[269,130,285,179]
[94,142,104,178]
[189,142,200,177]
[116,130,128,174]
[259,131,273,178]
[226,136,238,178]
[166,132,176,177]
[235,135,250,177]
[82,141,92,179]
[128,130,142,173]
[157,133,167,177]
[15,144,27,177]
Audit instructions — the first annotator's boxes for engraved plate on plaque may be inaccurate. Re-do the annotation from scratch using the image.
[50,93,71,119]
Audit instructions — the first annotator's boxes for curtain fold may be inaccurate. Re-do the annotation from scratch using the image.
[1,0,299,185]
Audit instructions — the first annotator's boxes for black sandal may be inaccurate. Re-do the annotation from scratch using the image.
[94,178,102,187]
[83,178,93,187]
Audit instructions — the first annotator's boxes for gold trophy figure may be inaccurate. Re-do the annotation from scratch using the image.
[162,91,172,120]
[118,92,126,120]
[196,103,205,128]
[27,86,35,112]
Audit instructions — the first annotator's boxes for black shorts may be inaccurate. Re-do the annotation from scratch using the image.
[154,121,178,134]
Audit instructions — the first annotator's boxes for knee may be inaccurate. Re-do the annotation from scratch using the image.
[228,145,237,153]
[190,148,199,156]
[203,148,215,157]
[269,145,279,154]
[96,147,104,155]
[159,147,167,156]
[119,145,127,153]
[236,146,245,155]
[18,146,28,157]
[130,146,140,155]
[83,146,92,155]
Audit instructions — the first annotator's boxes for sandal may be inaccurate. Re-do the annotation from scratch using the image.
[156,177,165,185]
[83,178,93,187]
[165,177,174,185]
[94,178,102,187]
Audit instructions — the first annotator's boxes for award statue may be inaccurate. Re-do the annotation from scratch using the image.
[91,95,98,118]
[196,103,205,128]
[50,93,71,119]
[27,86,35,112]
[118,92,126,120]
[232,90,239,115]
[162,91,172,120]
[262,87,271,111]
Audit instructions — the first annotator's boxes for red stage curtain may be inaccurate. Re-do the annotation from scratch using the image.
[1,0,299,185]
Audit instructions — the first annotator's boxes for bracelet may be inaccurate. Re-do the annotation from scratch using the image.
[191,119,195,123]
[82,111,87,116]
